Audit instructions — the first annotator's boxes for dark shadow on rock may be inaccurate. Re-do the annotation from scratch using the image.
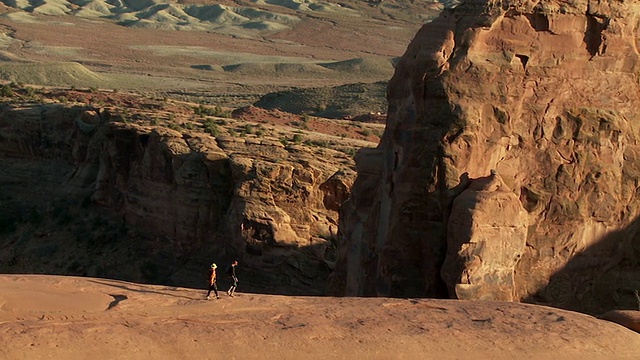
[89,280,197,301]
[106,294,128,310]
[523,215,640,315]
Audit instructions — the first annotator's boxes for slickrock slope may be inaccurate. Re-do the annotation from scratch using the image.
[1,275,639,360]
[0,93,373,294]
[332,0,640,315]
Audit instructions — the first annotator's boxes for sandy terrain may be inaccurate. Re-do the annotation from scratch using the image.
[1,275,638,360]
[0,0,445,105]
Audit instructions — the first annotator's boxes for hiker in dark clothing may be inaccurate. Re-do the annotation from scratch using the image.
[206,263,220,300]
[226,260,238,297]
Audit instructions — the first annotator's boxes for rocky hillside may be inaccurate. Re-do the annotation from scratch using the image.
[254,81,389,119]
[0,85,382,294]
[332,0,640,315]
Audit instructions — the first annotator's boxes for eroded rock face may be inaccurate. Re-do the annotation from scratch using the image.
[333,0,640,314]
[0,103,355,294]
[442,171,527,301]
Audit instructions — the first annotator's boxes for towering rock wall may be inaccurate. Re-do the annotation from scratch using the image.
[332,0,640,314]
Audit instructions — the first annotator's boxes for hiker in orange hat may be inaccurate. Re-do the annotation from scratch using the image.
[206,263,220,300]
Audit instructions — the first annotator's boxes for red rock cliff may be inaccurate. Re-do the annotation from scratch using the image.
[332,0,640,314]
[0,102,355,294]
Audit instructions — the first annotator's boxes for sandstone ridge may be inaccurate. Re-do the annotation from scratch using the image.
[1,274,639,360]
[0,88,381,294]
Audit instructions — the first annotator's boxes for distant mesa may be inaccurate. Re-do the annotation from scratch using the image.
[0,0,305,34]
[319,57,396,75]
[0,61,106,87]
[221,62,331,76]
[253,0,360,14]
[254,81,388,118]
[219,57,395,79]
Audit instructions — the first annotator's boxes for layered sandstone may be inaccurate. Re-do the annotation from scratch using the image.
[333,0,640,314]
[0,100,358,294]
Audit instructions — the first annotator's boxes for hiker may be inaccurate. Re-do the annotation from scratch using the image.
[226,260,239,297]
[206,263,220,300]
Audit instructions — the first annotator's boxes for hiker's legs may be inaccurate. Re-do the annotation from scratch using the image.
[228,277,238,296]
[212,283,219,298]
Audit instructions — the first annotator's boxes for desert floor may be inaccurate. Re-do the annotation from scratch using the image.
[1,275,638,360]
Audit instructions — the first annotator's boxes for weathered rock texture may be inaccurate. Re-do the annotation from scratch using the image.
[442,170,528,301]
[332,0,640,314]
[0,102,356,294]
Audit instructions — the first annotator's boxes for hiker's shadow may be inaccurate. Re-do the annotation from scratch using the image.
[88,279,199,301]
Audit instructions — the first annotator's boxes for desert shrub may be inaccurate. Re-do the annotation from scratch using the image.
[360,128,373,137]
[167,122,181,131]
[244,124,254,135]
[117,114,130,124]
[203,119,219,136]
[306,139,329,148]
[24,86,36,98]
[1,84,13,97]
[342,147,358,157]
[88,86,98,93]
[292,134,304,144]
[194,104,231,118]
[213,106,229,117]
[255,128,265,137]
[183,122,196,130]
